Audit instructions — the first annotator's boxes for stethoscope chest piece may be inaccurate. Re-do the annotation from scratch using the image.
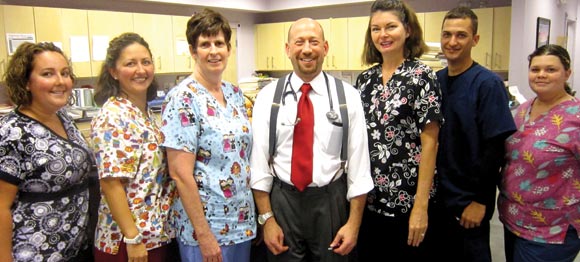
[326,110,339,121]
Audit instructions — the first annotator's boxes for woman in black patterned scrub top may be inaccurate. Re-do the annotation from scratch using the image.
[0,42,92,262]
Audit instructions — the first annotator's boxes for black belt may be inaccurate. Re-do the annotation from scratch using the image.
[18,182,89,202]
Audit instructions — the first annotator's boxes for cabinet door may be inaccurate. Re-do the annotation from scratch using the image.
[3,5,34,35]
[134,13,175,73]
[88,10,134,76]
[61,9,92,77]
[423,11,446,44]
[172,15,193,73]
[3,5,35,61]
[320,18,348,70]
[347,16,369,70]
[0,6,7,79]
[282,22,293,70]
[255,22,286,71]
[35,7,93,77]
[416,12,426,42]
[492,7,511,71]
[254,23,270,71]
[34,7,63,44]
[472,8,493,69]
[222,26,238,85]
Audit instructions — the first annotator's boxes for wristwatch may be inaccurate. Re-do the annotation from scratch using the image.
[258,211,274,225]
[123,233,143,244]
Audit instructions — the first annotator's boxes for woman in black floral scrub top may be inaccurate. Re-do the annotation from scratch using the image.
[354,1,443,261]
[0,42,92,261]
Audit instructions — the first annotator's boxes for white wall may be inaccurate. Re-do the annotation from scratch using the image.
[509,0,578,99]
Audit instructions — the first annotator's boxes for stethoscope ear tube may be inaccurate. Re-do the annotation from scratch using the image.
[282,72,339,122]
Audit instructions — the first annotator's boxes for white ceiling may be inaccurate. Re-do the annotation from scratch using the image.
[131,0,512,12]
[132,0,375,12]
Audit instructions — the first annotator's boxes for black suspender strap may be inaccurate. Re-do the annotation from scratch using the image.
[334,78,349,172]
[268,74,289,164]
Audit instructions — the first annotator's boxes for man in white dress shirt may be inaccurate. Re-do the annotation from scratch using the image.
[250,17,373,262]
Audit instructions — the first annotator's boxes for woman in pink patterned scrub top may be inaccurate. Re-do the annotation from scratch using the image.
[498,44,580,262]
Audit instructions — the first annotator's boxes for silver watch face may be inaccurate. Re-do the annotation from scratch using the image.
[258,212,272,225]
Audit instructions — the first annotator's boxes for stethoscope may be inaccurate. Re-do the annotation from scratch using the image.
[281,72,341,126]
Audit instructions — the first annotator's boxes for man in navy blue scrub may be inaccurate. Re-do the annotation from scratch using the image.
[432,7,516,262]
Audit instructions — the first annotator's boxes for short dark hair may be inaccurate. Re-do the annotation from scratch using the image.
[186,8,232,53]
[443,7,478,35]
[4,42,75,106]
[362,0,427,65]
[93,32,159,106]
[528,44,575,96]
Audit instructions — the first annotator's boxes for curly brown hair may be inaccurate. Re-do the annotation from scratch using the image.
[3,42,75,106]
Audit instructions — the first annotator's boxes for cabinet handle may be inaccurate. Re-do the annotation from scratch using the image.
[485,52,491,67]
[158,56,162,70]
[271,57,274,69]
[495,53,501,69]
[332,56,336,68]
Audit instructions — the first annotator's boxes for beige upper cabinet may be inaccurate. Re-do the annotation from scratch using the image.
[416,12,425,42]
[222,26,238,85]
[2,5,34,80]
[133,13,175,74]
[0,7,7,79]
[3,5,34,36]
[492,7,511,71]
[319,18,348,70]
[423,11,446,44]
[87,10,134,76]
[255,22,287,71]
[172,15,194,73]
[34,7,63,44]
[34,7,93,78]
[472,8,493,69]
[347,16,369,70]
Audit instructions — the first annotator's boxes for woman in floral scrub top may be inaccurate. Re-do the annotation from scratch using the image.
[0,42,91,261]
[498,44,580,262]
[90,33,175,262]
[161,8,256,262]
[354,1,442,261]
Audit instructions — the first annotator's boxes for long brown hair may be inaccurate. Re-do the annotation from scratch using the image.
[362,0,427,65]
[93,32,159,106]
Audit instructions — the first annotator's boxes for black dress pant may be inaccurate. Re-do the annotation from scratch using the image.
[268,176,349,262]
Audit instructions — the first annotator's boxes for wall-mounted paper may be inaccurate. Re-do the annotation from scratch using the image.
[175,38,189,56]
[508,86,527,104]
[92,36,109,61]
[6,33,35,55]
[70,36,90,62]
[52,42,63,51]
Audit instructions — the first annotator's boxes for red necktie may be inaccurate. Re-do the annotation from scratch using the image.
[291,83,314,191]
